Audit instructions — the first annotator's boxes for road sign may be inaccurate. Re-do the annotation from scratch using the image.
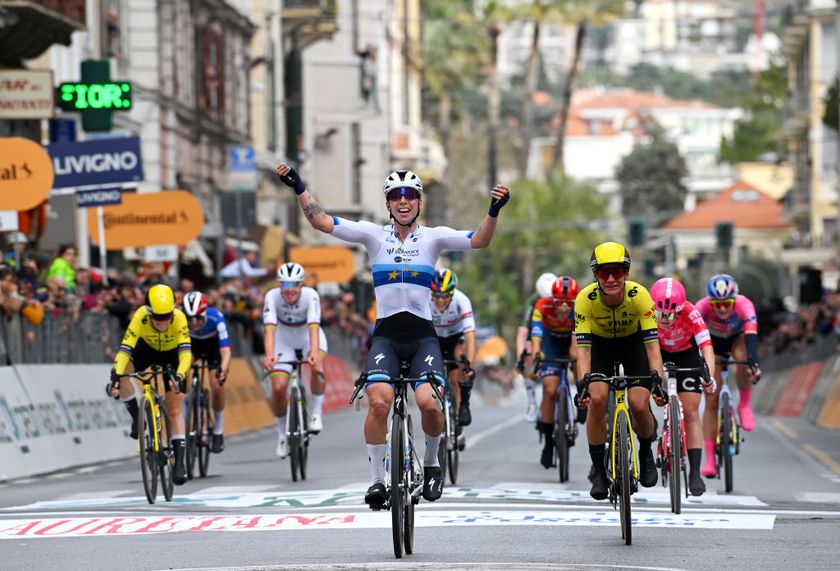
[48,136,143,188]
[229,145,256,191]
[75,188,122,208]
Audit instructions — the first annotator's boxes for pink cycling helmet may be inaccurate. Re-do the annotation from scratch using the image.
[650,277,686,313]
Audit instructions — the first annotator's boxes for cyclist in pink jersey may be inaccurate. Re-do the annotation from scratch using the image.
[695,274,762,478]
[650,278,717,496]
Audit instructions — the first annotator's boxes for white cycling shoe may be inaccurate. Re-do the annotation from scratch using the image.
[276,436,289,458]
[525,403,538,423]
[309,414,323,433]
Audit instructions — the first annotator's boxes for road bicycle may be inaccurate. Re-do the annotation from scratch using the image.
[439,356,472,485]
[350,364,444,559]
[577,364,661,546]
[713,357,754,493]
[657,361,710,514]
[185,359,216,480]
[115,365,176,504]
[532,355,578,483]
[278,349,315,482]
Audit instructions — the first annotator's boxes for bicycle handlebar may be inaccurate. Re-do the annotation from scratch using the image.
[574,372,665,408]
[348,372,445,406]
[112,365,182,394]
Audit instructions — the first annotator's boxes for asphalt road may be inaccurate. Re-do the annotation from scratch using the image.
[1,390,839,571]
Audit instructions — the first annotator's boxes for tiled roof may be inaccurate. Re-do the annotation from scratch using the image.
[663,180,789,230]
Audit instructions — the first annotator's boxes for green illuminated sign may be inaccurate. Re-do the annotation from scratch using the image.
[57,82,132,111]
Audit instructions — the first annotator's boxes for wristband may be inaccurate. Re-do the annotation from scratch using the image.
[488,192,510,217]
[278,166,307,195]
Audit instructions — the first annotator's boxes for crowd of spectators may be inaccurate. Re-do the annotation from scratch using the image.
[0,235,374,366]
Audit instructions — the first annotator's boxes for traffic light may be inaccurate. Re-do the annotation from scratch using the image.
[628,219,645,247]
[715,222,734,250]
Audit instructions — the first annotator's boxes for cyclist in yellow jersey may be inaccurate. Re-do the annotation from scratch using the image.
[107,284,192,485]
[575,242,664,500]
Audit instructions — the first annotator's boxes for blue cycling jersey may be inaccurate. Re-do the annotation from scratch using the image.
[189,307,231,348]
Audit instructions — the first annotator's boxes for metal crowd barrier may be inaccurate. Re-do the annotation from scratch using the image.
[0,310,365,369]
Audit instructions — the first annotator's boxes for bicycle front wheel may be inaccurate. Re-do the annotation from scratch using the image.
[390,412,405,559]
[184,391,198,480]
[556,386,570,483]
[298,394,309,481]
[288,385,301,482]
[138,394,158,504]
[720,393,734,493]
[158,396,174,502]
[198,388,212,478]
[669,396,682,514]
[447,400,459,485]
[618,412,632,546]
[403,415,415,555]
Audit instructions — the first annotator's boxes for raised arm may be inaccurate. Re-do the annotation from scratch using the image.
[276,163,334,234]
[470,183,510,249]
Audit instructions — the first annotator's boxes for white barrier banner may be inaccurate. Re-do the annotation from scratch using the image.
[1,365,134,480]
[0,367,31,480]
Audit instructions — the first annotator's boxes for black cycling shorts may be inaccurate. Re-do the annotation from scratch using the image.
[190,336,222,368]
[711,334,737,357]
[130,339,180,392]
[438,334,464,372]
[365,314,445,387]
[661,347,704,394]
[589,331,653,391]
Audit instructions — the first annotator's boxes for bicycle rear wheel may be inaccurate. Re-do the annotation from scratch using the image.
[198,388,212,478]
[618,412,632,546]
[138,394,158,504]
[288,385,301,482]
[556,386,570,483]
[447,400,459,485]
[390,412,405,559]
[158,396,174,502]
[669,396,682,514]
[718,394,733,494]
[185,391,198,480]
[720,394,734,493]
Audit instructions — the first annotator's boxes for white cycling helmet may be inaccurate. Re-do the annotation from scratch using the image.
[383,170,423,196]
[535,272,557,299]
[277,262,305,282]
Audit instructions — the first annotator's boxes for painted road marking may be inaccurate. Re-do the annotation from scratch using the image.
[59,490,136,501]
[0,509,776,538]
[192,486,280,495]
[466,413,524,448]
[773,419,798,440]
[802,444,840,477]
[1,486,766,511]
[795,492,840,504]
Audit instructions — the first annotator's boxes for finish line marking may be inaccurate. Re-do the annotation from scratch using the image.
[0,509,775,539]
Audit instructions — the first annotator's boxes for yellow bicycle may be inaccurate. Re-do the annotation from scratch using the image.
[578,364,661,545]
[116,365,175,504]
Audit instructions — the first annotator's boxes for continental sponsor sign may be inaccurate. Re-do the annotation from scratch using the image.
[87,190,203,249]
[289,246,355,283]
[0,137,54,211]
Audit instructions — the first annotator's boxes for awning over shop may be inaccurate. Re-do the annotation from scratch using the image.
[0,2,85,64]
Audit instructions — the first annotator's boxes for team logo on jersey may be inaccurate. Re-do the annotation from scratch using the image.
[424,355,434,367]
[374,353,385,365]
[394,256,402,263]
[628,286,638,297]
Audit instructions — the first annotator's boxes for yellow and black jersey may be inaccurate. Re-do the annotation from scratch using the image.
[574,280,658,346]
[113,306,192,377]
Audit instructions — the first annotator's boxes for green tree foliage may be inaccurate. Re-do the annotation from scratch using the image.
[719,61,787,163]
[454,175,609,338]
[616,134,688,223]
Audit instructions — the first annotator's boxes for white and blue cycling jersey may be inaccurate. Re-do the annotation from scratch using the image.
[189,307,231,348]
[330,217,474,321]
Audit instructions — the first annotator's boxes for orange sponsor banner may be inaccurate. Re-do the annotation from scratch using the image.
[87,190,203,249]
[289,246,356,283]
[223,358,275,435]
[0,137,54,211]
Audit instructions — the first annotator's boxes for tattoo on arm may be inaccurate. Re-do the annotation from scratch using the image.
[303,201,324,221]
